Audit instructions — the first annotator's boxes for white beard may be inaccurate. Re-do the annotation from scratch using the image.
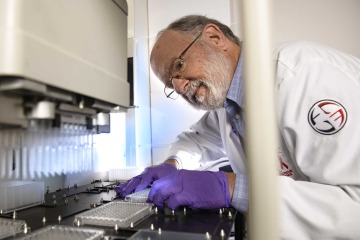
[183,45,232,110]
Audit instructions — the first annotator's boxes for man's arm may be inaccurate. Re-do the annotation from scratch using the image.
[225,172,236,199]
[163,159,180,169]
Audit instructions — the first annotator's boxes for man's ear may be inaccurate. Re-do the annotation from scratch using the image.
[202,23,228,50]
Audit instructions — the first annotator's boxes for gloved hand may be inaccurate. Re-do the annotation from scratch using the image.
[115,163,177,197]
[148,170,230,210]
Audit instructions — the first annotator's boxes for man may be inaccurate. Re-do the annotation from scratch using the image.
[116,15,360,239]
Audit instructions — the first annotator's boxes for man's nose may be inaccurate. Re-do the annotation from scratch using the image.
[172,78,189,95]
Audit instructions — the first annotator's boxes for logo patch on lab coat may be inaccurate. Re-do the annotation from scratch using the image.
[308,99,347,135]
[278,155,293,177]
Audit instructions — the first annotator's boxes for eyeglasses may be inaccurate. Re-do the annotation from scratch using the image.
[164,31,203,99]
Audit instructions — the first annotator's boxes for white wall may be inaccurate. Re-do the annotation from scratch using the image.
[273,0,360,58]
[231,0,360,57]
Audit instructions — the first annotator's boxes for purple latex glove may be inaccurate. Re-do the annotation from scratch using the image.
[114,163,177,197]
[148,170,230,210]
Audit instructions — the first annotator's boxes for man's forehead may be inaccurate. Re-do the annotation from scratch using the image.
[152,30,186,59]
[151,30,187,79]
[156,30,183,46]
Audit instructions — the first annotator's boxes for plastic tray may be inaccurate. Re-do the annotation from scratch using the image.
[0,218,27,240]
[0,181,44,213]
[128,229,212,240]
[125,188,151,203]
[16,225,104,240]
[74,201,153,228]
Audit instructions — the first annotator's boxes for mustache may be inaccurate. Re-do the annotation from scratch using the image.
[184,80,206,103]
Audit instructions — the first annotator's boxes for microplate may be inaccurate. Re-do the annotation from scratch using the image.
[16,225,104,240]
[0,218,27,240]
[74,201,153,228]
[125,188,151,203]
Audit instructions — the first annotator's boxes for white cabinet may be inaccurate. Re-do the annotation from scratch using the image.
[0,0,129,107]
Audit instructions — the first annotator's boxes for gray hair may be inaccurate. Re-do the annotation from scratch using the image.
[160,15,240,46]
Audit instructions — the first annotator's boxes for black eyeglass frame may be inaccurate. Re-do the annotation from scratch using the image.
[164,31,203,99]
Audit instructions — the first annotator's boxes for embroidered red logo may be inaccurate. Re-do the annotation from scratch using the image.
[308,100,347,135]
[279,156,293,177]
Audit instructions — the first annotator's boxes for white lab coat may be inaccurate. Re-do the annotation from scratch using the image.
[166,41,360,239]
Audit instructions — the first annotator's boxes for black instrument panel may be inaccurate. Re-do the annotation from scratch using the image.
[0,181,237,239]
